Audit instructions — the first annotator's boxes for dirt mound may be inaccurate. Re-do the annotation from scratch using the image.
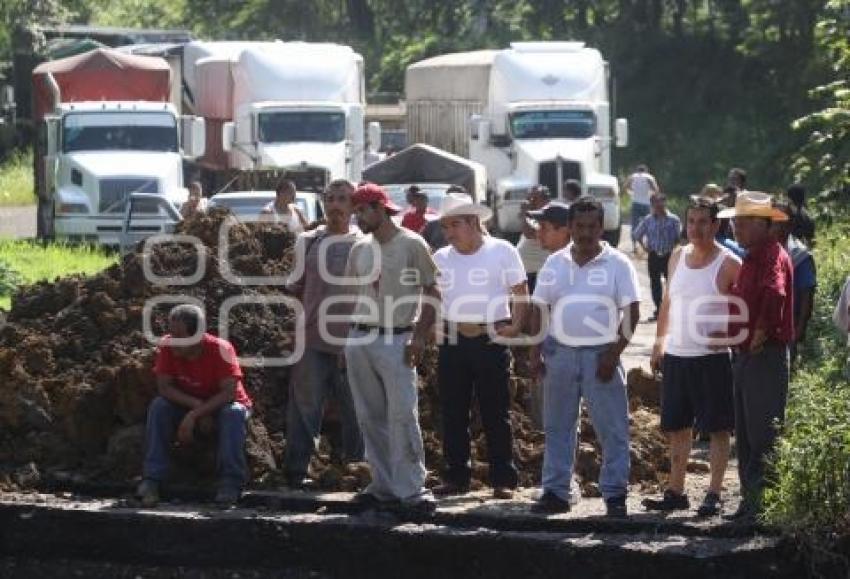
[0,210,668,495]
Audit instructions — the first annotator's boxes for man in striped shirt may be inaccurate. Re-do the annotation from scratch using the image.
[632,193,682,321]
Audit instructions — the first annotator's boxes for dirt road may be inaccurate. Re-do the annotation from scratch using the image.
[0,205,36,239]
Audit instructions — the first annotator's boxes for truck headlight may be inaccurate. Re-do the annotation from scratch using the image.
[588,186,616,199]
[58,203,89,214]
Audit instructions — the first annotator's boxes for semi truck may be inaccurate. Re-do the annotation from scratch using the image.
[182,41,376,193]
[406,41,628,243]
[32,47,205,243]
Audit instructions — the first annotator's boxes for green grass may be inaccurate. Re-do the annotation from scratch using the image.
[760,191,850,569]
[0,150,35,207]
[0,240,118,310]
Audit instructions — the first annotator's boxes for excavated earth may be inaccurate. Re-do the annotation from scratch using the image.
[0,208,671,496]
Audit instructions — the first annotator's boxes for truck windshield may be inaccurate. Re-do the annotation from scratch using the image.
[258,111,346,144]
[63,112,178,153]
[509,110,596,139]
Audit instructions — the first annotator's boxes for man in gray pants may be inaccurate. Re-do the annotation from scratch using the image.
[717,192,794,522]
[343,183,440,510]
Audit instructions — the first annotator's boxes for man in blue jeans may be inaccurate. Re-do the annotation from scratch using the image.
[284,179,364,489]
[136,304,252,507]
[530,196,641,517]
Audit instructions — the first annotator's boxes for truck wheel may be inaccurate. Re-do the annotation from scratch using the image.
[603,225,621,248]
[36,197,55,240]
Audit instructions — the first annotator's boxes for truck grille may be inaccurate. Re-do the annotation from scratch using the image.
[538,161,582,198]
[99,178,159,213]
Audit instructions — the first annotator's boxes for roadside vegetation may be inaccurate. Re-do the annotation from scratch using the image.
[761,190,850,574]
[0,241,117,310]
[0,151,35,207]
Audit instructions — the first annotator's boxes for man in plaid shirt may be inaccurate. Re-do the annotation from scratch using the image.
[632,193,682,321]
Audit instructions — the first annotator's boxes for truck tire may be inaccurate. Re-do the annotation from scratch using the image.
[36,197,55,240]
[603,224,621,248]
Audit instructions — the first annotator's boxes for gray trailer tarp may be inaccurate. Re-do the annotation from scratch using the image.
[362,143,485,202]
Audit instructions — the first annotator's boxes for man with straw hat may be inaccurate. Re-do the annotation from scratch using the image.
[716,191,794,522]
[432,193,529,500]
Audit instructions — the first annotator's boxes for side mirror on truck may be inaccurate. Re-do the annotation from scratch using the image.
[44,116,59,156]
[615,118,629,148]
[222,121,236,153]
[367,121,381,154]
[181,116,206,159]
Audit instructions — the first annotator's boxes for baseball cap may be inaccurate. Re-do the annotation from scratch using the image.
[352,182,402,215]
[527,202,570,227]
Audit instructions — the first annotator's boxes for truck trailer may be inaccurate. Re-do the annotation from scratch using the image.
[182,41,375,193]
[406,41,628,243]
[32,47,205,244]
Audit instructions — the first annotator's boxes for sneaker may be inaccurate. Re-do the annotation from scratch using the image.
[432,481,470,497]
[696,491,722,517]
[605,495,628,518]
[136,479,160,508]
[493,486,514,500]
[641,489,690,512]
[723,502,757,524]
[215,485,241,507]
[531,492,571,514]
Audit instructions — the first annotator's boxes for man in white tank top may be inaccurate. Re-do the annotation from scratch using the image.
[642,197,741,517]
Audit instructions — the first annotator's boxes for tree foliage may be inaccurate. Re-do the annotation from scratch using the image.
[0,0,845,196]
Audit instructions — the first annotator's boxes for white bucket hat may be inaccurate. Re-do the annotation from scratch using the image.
[439,192,493,222]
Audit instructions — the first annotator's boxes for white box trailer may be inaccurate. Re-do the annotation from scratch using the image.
[183,40,373,193]
[406,42,628,243]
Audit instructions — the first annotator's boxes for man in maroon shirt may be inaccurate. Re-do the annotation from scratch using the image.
[136,304,252,507]
[718,192,793,522]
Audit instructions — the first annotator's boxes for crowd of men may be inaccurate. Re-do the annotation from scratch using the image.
[138,169,817,525]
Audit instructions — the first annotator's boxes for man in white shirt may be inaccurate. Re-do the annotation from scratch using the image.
[624,164,660,252]
[530,196,641,517]
[432,195,529,500]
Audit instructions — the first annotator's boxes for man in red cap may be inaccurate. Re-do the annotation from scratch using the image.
[343,182,440,511]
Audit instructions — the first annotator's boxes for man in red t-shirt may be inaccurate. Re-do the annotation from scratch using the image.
[400,185,437,233]
[717,191,793,523]
[136,304,252,507]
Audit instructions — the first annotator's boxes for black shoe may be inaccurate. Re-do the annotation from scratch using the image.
[641,489,690,512]
[696,491,722,517]
[287,475,317,491]
[432,481,470,497]
[531,492,571,514]
[605,495,628,518]
[723,502,757,523]
[352,491,381,507]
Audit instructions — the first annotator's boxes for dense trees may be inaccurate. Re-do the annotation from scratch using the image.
[1,0,846,195]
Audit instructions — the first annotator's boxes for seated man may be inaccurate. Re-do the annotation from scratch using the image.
[136,304,253,507]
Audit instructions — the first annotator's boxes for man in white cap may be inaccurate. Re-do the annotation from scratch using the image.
[432,193,529,500]
[716,191,793,522]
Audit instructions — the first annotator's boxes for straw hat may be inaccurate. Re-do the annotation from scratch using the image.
[716,191,788,221]
[439,192,493,222]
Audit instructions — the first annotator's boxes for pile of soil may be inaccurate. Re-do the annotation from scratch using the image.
[0,209,668,496]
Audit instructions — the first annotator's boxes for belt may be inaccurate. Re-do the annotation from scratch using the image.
[445,320,510,339]
[352,323,413,335]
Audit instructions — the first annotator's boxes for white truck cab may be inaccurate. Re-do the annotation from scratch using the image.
[45,101,204,245]
[407,42,628,244]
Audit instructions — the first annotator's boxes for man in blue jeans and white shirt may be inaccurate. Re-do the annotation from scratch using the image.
[530,196,641,517]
